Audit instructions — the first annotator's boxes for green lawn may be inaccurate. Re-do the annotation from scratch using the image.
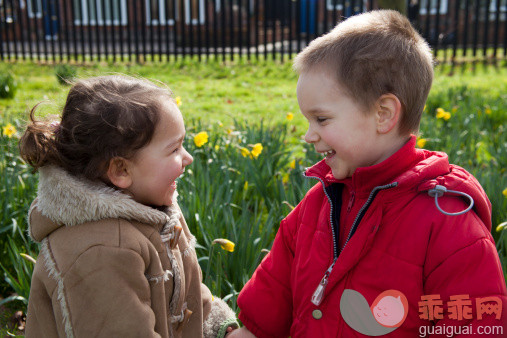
[1,59,506,127]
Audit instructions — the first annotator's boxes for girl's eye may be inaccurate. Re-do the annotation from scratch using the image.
[316,117,327,123]
[172,148,179,154]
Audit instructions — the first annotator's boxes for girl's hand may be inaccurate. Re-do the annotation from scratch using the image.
[226,326,257,337]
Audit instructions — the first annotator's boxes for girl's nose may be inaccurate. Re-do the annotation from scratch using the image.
[182,148,193,166]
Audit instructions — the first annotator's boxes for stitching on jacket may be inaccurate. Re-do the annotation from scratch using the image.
[41,238,75,338]
[425,236,491,278]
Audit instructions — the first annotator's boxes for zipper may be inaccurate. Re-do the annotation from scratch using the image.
[311,262,335,306]
[304,173,339,259]
[339,182,398,255]
[304,172,398,306]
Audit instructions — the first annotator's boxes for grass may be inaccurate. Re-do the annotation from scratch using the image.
[0,59,506,335]
[0,59,302,129]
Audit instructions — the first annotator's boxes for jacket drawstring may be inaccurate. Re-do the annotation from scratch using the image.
[428,185,474,216]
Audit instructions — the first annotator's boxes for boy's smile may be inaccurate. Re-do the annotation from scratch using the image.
[297,68,387,180]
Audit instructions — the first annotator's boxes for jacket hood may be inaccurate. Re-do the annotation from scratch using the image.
[29,165,179,242]
[305,140,492,230]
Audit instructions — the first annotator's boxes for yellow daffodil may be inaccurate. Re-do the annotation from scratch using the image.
[194,131,209,147]
[451,106,458,114]
[485,108,492,115]
[436,108,451,121]
[244,181,249,191]
[251,143,263,159]
[2,123,16,138]
[240,147,250,157]
[503,187,507,198]
[496,222,507,232]
[417,138,427,148]
[214,144,220,151]
[286,112,294,121]
[227,129,233,135]
[282,173,290,184]
[289,159,296,169]
[212,238,235,252]
[175,96,182,107]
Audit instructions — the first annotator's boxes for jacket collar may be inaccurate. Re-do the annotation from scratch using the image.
[29,165,177,241]
[304,136,492,230]
[305,135,424,195]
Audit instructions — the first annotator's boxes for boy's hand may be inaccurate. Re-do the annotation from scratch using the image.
[226,326,257,337]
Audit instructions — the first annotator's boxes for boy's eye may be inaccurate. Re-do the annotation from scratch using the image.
[172,148,179,154]
[316,117,327,123]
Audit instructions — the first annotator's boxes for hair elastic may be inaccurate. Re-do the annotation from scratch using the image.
[428,185,474,216]
[50,121,61,133]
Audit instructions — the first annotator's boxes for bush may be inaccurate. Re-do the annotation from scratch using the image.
[54,65,77,85]
[0,74,17,99]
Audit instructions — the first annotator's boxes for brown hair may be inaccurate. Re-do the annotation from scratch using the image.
[293,10,434,135]
[19,75,173,179]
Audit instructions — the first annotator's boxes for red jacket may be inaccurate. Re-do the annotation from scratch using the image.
[238,136,507,337]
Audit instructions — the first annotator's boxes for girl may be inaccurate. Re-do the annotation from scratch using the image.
[20,75,238,338]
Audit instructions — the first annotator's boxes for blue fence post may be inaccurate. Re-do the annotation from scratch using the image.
[300,0,317,34]
[42,0,58,40]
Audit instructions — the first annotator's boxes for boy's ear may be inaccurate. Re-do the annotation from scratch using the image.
[375,94,402,134]
[106,157,132,189]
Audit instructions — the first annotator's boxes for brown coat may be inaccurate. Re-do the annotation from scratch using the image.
[25,165,237,338]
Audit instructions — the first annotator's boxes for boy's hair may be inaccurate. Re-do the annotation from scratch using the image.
[19,75,173,179]
[293,10,434,135]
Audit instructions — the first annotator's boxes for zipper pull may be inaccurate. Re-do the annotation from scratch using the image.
[311,272,329,306]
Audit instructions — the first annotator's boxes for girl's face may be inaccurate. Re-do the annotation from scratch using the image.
[126,99,193,207]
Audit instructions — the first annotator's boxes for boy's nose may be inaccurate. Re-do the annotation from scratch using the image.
[304,127,319,144]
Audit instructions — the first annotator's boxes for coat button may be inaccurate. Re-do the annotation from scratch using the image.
[312,309,323,319]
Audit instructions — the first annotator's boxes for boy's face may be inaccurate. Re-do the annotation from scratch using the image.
[126,100,193,207]
[297,68,385,180]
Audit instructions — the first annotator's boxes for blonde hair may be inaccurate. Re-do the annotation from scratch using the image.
[294,10,434,135]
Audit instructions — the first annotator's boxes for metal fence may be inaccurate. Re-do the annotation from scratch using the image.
[1,0,506,63]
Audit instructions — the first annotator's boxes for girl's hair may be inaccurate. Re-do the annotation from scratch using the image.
[19,75,172,179]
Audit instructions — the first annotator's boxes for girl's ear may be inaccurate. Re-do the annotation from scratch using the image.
[106,157,132,189]
[375,94,402,134]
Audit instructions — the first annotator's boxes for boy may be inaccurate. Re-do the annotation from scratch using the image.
[232,10,506,337]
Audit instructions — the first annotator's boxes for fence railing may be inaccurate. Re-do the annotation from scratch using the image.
[1,0,506,63]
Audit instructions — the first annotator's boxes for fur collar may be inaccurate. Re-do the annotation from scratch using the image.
[31,165,177,229]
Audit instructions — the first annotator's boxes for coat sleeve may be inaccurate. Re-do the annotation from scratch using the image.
[62,245,161,337]
[237,202,302,338]
[423,208,507,337]
[202,288,240,338]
